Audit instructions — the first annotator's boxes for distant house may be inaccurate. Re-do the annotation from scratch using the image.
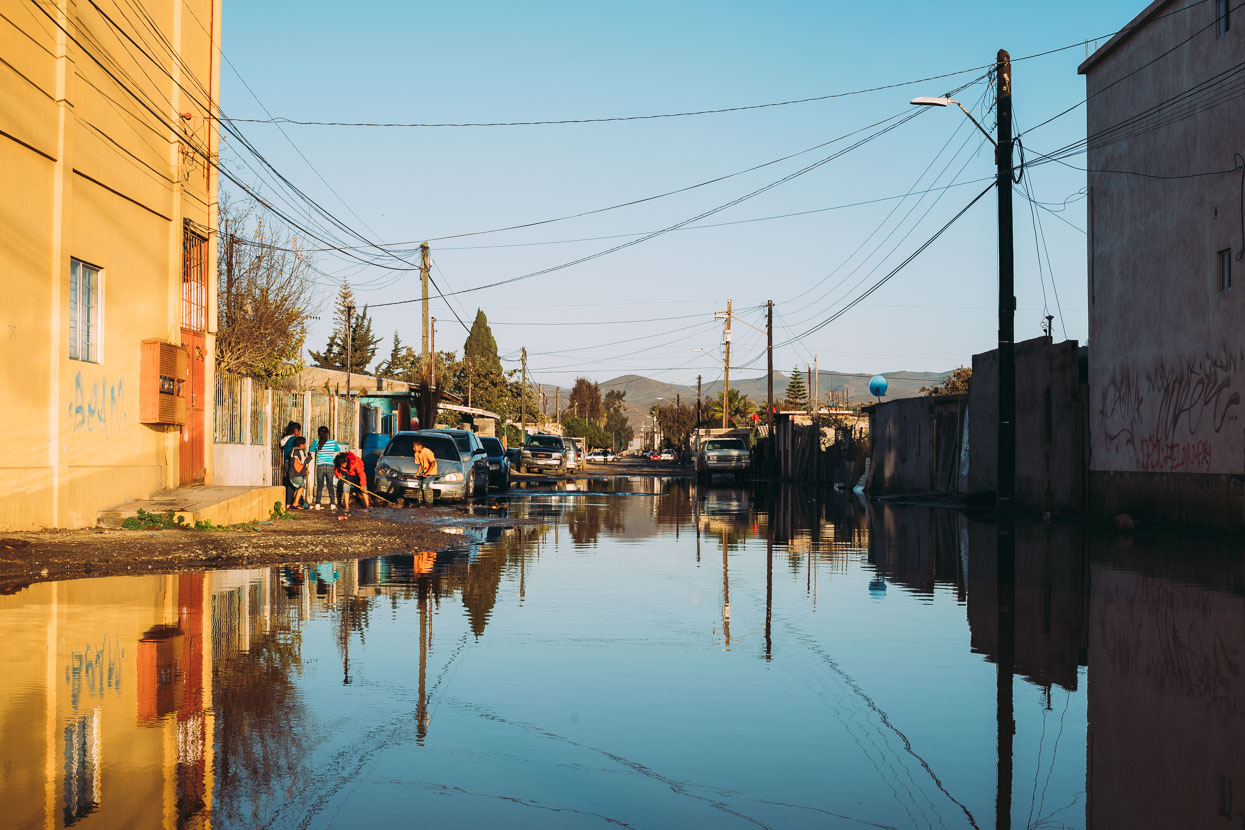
[1,2,221,529]
[1080,0,1244,528]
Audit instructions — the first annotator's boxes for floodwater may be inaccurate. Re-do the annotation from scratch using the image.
[1,478,1241,830]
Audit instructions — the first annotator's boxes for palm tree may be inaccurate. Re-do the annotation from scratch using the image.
[706,388,753,428]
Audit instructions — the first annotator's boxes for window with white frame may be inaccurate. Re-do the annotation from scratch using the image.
[69,259,101,362]
[1218,0,1231,36]
[1219,249,1232,291]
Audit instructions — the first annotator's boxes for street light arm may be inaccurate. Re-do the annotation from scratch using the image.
[910,96,997,147]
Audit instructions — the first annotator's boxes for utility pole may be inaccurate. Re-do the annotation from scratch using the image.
[696,375,702,428]
[718,299,732,430]
[225,233,235,329]
[520,347,528,438]
[420,242,431,384]
[345,303,355,401]
[555,387,560,425]
[997,49,1016,515]
[766,300,774,430]
[806,365,813,415]
[430,317,436,390]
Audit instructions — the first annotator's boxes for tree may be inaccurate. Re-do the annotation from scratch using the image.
[309,283,381,373]
[784,366,808,409]
[215,198,317,381]
[560,414,609,448]
[568,378,603,423]
[654,402,697,449]
[463,309,502,375]
[707,388,754,428]
[603,390,633,450]
[920,366,972,396]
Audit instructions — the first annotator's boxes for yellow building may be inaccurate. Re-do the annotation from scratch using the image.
[1,0,222,528]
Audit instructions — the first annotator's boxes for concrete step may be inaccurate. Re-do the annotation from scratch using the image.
[98,485,285,528]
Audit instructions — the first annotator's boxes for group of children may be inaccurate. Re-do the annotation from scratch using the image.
[278,422,373,511]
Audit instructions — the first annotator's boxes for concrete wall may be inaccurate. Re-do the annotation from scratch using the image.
[0,0,221,528]
[1080,2,1245,528]
[213,445,272,487]
[970,337,1087,512]
[867,396,964,494]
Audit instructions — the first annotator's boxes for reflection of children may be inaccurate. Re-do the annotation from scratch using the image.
[286,437,309,509]
[334,451,370,510]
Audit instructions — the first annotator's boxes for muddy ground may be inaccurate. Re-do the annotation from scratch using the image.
[0,505,526,595]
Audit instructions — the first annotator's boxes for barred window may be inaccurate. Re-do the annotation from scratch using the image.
[69,260,102,362]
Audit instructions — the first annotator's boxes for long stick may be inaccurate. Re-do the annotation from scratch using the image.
[336,476,397,506]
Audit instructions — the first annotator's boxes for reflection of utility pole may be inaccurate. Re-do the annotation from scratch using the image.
[721,530,731,648]
[765,533,773,661]
[997,525,1016,829]
[417,585,430,744]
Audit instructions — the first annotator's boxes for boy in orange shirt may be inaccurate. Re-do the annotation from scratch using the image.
[412,437,437,506]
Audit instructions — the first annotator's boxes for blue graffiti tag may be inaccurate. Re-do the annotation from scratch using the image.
[69,372,127,434]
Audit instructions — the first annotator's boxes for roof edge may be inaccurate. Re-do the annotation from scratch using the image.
[1078,0,1180,75]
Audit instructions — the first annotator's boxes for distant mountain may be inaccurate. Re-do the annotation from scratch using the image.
[532,368,952,430]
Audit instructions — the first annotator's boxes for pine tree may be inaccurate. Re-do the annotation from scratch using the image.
[378,332,402,377]
[309,283,380,373]
[784,366,808,409]
[462,309,502,375]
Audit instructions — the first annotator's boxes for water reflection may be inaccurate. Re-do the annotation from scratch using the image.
[0,482,1240,828]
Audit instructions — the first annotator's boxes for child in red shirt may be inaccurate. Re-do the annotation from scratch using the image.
[333,452,370,510]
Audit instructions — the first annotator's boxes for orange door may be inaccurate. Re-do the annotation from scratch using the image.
[180,225,208,486]
[180,331,205,485]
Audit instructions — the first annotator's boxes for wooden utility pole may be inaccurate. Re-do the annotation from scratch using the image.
[419,242,431,383]
[345,303,355,401]
[721,299,732,429]
[997,49,1016,515]
[555,387,560,424]
[520,347,528,437]
[225,233,235,329]
[430,317,436,390]
[696,374,702,427]
[766,300,774,429]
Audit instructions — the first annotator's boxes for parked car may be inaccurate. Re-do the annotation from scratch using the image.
[647,450,661,461]
[479,436,511,491]
[563,439,580,472]
[427,428,490,499]
[586,449,616,463]
[695,437,751,482]
[361,432,392,484]
[659,449,676,462]
[521,433,567,474]
[373,431,471,503]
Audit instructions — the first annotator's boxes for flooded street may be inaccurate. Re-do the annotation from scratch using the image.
[1,478,1241,829]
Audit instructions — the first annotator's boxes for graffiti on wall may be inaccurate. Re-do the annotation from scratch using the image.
[1100,348,1241,472]
[68,372,128,435]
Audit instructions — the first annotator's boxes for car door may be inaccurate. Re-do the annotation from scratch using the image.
[470,434,489,490]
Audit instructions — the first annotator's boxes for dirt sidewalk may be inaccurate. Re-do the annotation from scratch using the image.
[0,506,520,595]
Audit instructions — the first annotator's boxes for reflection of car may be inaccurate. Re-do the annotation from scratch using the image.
[586,450,616,463]
[361,432,392,484]
[428,428,490,498]
[659,449,675,462]
[374,431,471,503]
[521,433,566,474]
[696,437,751,482]
[479,436,511,491]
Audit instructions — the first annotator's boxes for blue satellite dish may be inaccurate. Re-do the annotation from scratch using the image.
[869,375,888,398]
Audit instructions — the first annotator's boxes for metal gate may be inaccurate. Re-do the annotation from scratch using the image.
[271,391,304,484]
[180,224,208,486]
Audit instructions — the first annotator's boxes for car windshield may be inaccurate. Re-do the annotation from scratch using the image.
[705,439,746,452]
[384,434,459,462]
[526,435,562,450]
[480,437,503,455]
[433,431,472,453]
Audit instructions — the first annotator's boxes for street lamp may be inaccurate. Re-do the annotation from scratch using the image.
[912,51,1015,515]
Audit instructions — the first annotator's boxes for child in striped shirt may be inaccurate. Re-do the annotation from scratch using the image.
[308,426,344,509]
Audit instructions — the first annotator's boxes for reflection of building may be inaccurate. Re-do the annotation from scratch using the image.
[1088,555,1245,827]
[0,574,216,828]
[867,504,964,599]
[965,520,1087,691]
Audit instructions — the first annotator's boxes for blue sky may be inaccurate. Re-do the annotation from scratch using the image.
[219,0,1146,389]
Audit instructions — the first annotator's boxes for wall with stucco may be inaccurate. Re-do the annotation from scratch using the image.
[0,0,221,528]
[1080,1,1244,527]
